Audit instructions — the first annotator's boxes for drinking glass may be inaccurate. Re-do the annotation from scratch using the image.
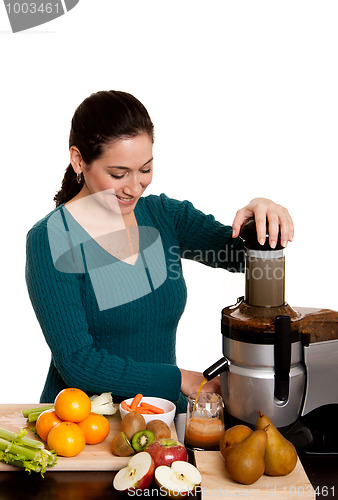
[185,392,224,451]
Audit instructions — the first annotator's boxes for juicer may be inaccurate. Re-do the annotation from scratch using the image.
[203,220,338,451]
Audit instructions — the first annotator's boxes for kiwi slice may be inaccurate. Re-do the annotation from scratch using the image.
[111,431,135,457]
[131,429,155,452]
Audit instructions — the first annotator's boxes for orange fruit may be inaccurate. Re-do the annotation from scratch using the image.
[36,409,63,442]
[47,421,86,457]
[54,388,91,422]
[77,412,110,444]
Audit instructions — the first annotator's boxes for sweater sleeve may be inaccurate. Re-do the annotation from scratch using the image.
[159,193,245,272]
[25,223,182,402]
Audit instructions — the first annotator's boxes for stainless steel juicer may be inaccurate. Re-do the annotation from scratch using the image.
[203,220,338,450]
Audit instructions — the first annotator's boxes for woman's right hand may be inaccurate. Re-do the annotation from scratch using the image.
[179,368,221,397]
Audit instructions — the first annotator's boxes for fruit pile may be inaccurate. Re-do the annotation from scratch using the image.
[219,411,298,485]
[35,388,110,457]
[112,410,201,494]
[112,411,172,456]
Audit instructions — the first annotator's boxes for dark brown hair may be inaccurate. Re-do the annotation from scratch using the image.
[54,90,154,207]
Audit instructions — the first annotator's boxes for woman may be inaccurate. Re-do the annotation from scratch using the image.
[25,90,293,413]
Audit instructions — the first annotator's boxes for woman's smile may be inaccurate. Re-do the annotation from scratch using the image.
[115,194,136,205]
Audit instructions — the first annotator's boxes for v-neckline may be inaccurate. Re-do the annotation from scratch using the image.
[61,202,141,267]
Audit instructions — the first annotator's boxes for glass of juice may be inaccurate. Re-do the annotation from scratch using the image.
[185,392,224,451]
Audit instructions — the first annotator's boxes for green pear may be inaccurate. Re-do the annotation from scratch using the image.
[256,411,297,476]
[223,430,267,485]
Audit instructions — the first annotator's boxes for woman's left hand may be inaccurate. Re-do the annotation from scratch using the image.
[179,368,221,397]
[232,198,294,248]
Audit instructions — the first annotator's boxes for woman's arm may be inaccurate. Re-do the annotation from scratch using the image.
[161,195,293,266]
[159,194,245,272]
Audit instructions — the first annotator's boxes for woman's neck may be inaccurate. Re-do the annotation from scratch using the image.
[65,193,137,238]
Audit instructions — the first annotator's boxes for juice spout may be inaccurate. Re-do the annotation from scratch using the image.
[203,357,229,380]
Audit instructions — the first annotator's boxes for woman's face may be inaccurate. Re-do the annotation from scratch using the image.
[78,133,153,217]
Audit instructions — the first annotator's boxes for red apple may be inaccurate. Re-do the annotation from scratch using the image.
[113,451,155,491]
[155,461,202,498]
[146,438,188,468]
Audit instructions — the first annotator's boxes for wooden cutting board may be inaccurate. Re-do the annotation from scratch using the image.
[0,404,177,472]
[194,451,315,499]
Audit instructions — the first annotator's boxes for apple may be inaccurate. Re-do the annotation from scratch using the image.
[113,451,155,491]
[146,438,188,468]
[155,461,202,498]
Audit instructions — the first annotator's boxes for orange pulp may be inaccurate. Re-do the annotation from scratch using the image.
[185,416,224,450]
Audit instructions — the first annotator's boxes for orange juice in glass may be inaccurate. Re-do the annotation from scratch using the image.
[185,392,224,451]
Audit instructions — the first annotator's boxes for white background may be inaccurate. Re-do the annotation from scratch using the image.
[0,1,337,403]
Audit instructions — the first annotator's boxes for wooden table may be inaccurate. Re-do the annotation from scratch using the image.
[0,407,337,499]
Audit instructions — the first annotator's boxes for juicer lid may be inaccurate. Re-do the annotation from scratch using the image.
[221,297,303,344]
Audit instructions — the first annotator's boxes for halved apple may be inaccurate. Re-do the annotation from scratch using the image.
[113,451,155,491]
[155,461,202,498]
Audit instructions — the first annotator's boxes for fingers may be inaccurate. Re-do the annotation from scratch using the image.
[266,205,294,248]
[232,208,251,239]
[253,205,268,246]
[232,211,243,239]
[278,208,294,247]
[266,212,279,249]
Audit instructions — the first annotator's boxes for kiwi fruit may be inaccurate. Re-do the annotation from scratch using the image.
[146,420,171,440]
[131,430,155,452]
[120,411,146,441]
[111,431,135,457]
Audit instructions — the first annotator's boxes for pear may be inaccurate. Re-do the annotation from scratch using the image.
[256,411,297,476]
[223,430,267,485]
[219,425,253,459]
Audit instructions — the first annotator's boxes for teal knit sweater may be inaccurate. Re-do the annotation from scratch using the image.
[25,194,244,413]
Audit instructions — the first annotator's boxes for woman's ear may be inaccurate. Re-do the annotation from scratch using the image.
[70,146,83,174]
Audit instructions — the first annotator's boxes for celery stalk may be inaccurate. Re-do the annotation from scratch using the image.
[0,438,41,461]
[0,451,42,473]
[22,405,54,418]
[0,426,57,475]
[28,411,46,422]
[0,427,44,449]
